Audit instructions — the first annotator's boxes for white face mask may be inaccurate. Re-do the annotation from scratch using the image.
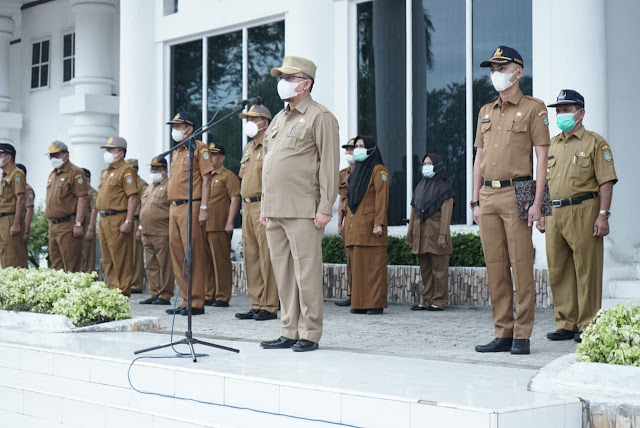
[103,151,117,164]
[0,156,8,168]
[245,120,265,138]
[171,128,186,143]
[50,156,64,169]
[149,172,163,183]
[277,79,304,100]
[345,154,356,165]
[490,69,519,92]
[422,164,435,178]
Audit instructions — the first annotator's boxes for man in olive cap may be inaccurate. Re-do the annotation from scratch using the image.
[45,140,89,272]
[259,56,340,352]
[127,158,149,293]
[0,143,28,267]
[96,137,138,296]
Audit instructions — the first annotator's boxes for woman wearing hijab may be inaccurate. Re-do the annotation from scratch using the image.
[406,153,456,311]
[344,136,390,315]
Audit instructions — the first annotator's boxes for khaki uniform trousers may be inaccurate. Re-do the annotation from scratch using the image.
[82,226,96,273]
[49,221,84,272]
[478,186,535,339]
[0,215,27,268]
[266,217,324,343]
[418,253,449,309]
[142,234,175,301]
[546,198,602,331]
[242,202,278,313]
[98,213,133,296]
[205,231,232,303]
[169,202,211,309]
[131,218,145,292]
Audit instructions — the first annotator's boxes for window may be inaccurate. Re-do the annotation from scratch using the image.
[63,32,75,83]
[170,38,203,138]
[163,0,178,15]
[31,39,50,90]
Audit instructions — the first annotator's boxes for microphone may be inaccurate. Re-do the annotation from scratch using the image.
[230,96,263,106]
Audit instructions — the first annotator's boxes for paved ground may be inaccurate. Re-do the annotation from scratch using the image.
[130,293,578,370]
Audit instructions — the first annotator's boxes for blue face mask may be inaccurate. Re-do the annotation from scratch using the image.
[354,148,368,162]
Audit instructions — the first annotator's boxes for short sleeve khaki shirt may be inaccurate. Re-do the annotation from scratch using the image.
[45,161,89,219]
[96,160,139,211]
[140,177,170,236]
[0,165,26,213]
[168,140,214,202]
[239,140,264,199]
[206,166,240,232]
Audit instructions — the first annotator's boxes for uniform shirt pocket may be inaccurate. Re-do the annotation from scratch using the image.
[56,180,71,197]
[283,126,306,151]
[546,157,556,180]
[507,122,529,148]
[569,155,591,179]
[481,122,492,146]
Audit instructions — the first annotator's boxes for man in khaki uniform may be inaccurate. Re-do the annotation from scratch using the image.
[126,159,149,293]
[204,143,240,307]
[236,104,280,321]
[16,164,34,256]
[138,157,174,305]
[45,141,89,272]
[259,56,340,352]
[471,46,549,355]
[538,90,617,343]
[335,137,356,307]
[81,168,98,273]
[96,137,138,296]
[166,112,214,316]
[0,144,27,268]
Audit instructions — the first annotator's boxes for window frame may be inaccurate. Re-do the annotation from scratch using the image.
[30,37,51,92]
[61,30,76,85]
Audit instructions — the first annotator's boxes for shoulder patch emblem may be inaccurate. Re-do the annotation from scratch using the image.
[126,176,133,184]
[28,192,34,199]
[93,195,97,200]
[202,152,210,160]
[542,115,549,126]
[15,176,21,183]
[77,177,84,184]
[381,172,388,182]
[603,150,613,162]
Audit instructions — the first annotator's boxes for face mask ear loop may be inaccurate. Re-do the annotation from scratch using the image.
[367,146,377,155]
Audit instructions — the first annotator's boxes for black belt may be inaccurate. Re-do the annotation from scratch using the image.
[99,210,126,217]
[170,198,201,207]
[0,212,15,218]
[551,192,599,208]
[243,196,261,203]
[484,176,532,188]
[134,216,139,220]
[50,214,76,225]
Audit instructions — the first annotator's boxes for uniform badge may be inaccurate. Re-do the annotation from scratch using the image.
[110,173,115,177]
[126,176,133,184]
[300,118,305,123]
[481,118,490,123]
[579,152,586,157]
[516,112,522,117]
[77,177,84,184]
[381,172,388,182]
[203,152,210,160]
[15,176,21,183]
[603,150,613,162]
[28,192,34,199]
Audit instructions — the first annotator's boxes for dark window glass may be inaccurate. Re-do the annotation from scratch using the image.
[40,64,48,87]
[413,0,466,224]
[31,43,39,65]
[170,39,202,146]
[63,34,72,57]
[41,40,49,62]
[63,60,72,82]
[31,66,39,89]
[357,0,406,226]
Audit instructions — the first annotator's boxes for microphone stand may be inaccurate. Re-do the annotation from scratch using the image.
[134,104,248,362]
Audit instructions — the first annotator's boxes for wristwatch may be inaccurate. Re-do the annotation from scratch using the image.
[75,221,82,227]
[599,210,611,218]
[200,205,208,210]
[138,225,143,231]
[469,200,480,208]
[124,219,132,225]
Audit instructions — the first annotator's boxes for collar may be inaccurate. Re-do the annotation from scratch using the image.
[494,88,524,108]
[252,139,264,150]
[54,160,71,175]
[152,176,168,186]
[557,125,586,142]
[212,165,225,175]
[109,159,125,169]
[285,95,313,115]
[2,163,16,178]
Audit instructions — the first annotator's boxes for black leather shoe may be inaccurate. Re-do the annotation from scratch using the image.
[152,298,171,305]
[575,331,583,343]
[547,329,578,341]
[511,339,530,355]
[334,299,351,307]
[350,309,367,314]
[475,337,513,353]
[180,307,205,316]
[131,289,143,294]
[213,300,229,307]
[292,339,318,352]
[166,306,186,314]
[411,305,426,311]
[426,305,443,311]
[205,300,215,306]
[235,309,259,319]
[139,298,155,304]
[366,308,383,315]
[260,336,297,349]
[253,310,277,321]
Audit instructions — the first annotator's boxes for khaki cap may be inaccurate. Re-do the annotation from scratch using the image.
[149,156,167,167]
[100,136,128,149]
[208,142,225,155]
[126,159,139,168]
[341,138,355,149]
[270,56,317,80]
[239,104,272,120]
[45,140,68,155]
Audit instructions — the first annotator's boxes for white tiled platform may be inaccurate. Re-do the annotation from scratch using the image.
[0,329,582,428]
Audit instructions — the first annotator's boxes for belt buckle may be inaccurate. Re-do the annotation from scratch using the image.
[491,180,501,188]
[551,200,562,208]
[244,197,251,203]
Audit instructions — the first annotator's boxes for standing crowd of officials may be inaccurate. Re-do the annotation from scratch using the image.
[0,46,617,354]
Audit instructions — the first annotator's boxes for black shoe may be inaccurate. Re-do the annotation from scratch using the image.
[180,307,205,315]
[575,331,583,343]
[205,300,215,306]
[152,298,171,305]
[292,339,318,352]
[131,289,143,294]
[426,305,443,311]
[411,305,426,311]
[547,329,578,341]
[350,309,367,314]
[166,306,186,314]
[212,300,229,307]
[235,309,259,319]
[260,336,297,349]
[334,299,351,307]
[253,310,277,321]
[139,298,155,305]
[511,339,530,355]
[475,337,513,353]
[366,308,383,315]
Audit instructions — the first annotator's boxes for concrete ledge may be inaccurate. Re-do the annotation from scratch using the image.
[0,310,160,333]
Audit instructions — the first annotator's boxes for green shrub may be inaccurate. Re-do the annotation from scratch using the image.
[322,235,346,264]
[27,206,49,267]
[387,236,418,265]
[576,304,640,366]
[0,267,131,327]
[450,233,485,267]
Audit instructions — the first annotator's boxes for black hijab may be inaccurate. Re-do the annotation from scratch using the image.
[347,135,384,213]
[411,153,455,222]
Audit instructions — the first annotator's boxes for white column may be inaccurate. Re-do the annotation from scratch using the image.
[61,0,119,180]
[0,6,21,145]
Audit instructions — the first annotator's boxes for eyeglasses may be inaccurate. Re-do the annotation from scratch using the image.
[276,75,307,83]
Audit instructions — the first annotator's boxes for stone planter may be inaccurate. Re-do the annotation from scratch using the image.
[231,262,553,308]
